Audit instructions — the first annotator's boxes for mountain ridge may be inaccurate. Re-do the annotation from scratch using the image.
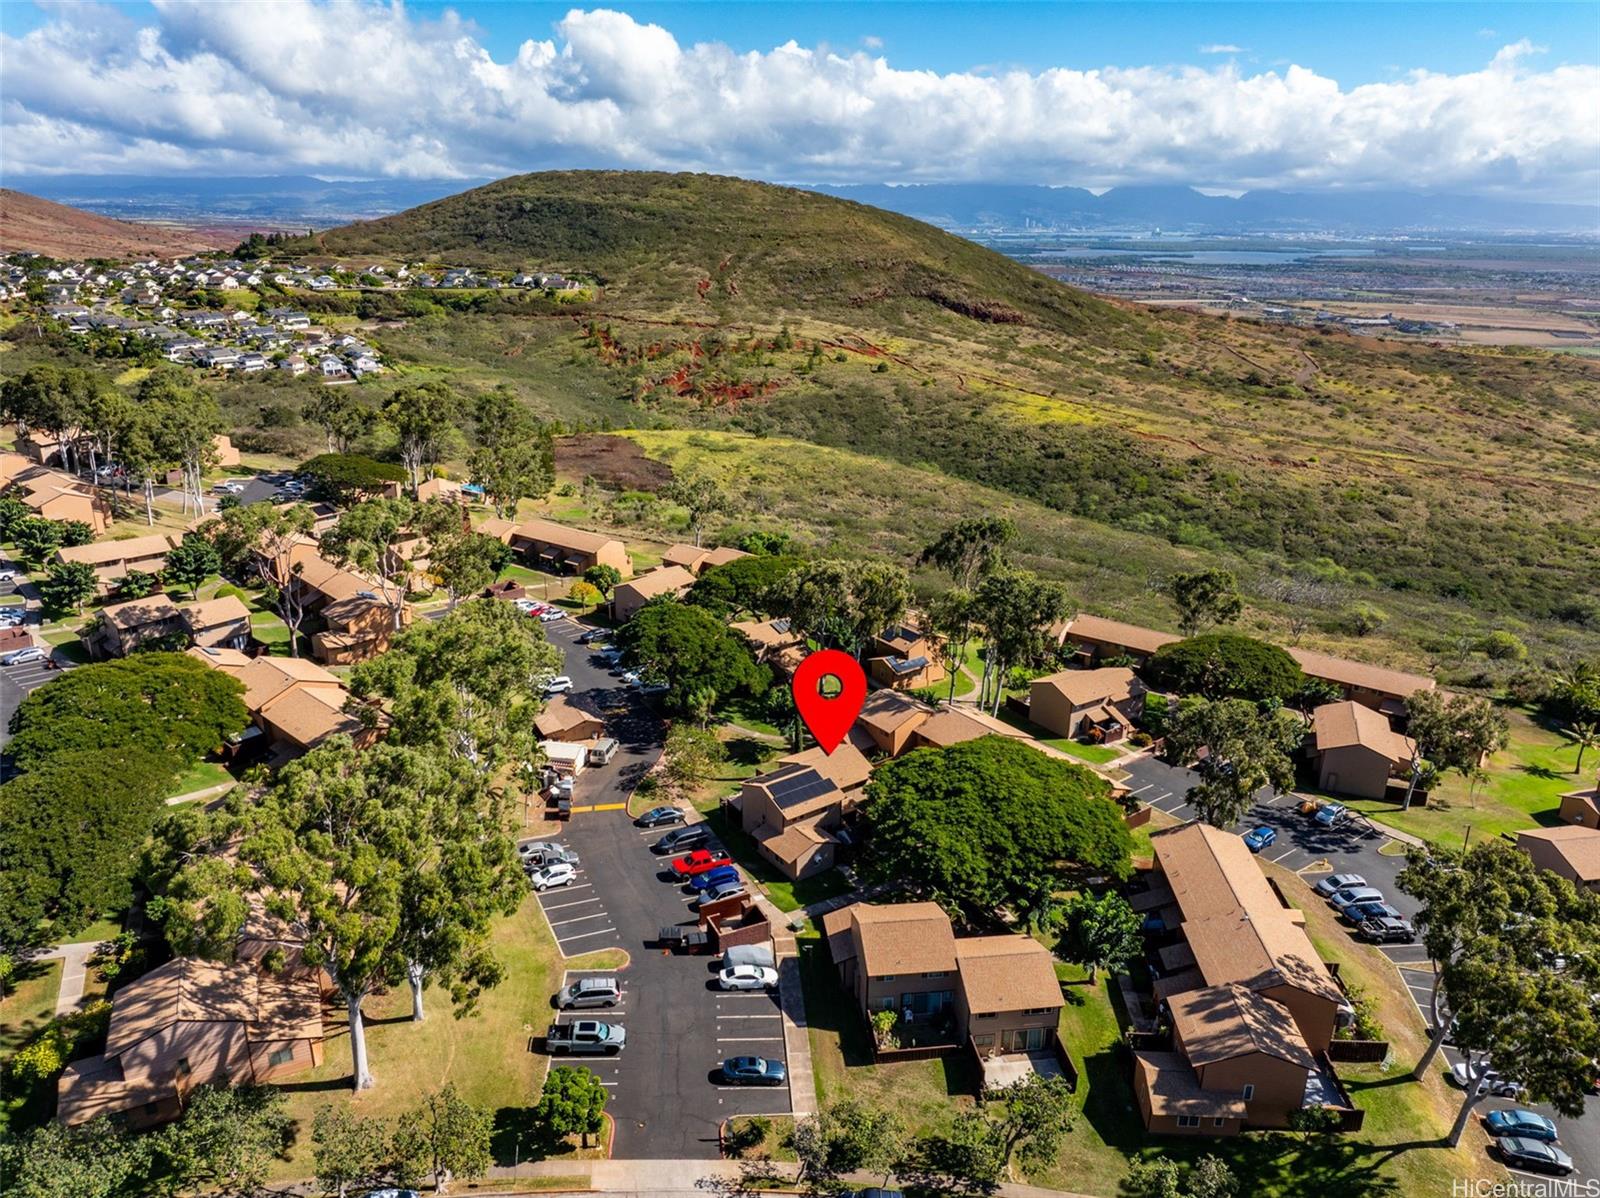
[0,189,237,259]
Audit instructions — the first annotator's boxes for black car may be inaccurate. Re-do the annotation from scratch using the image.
[1493,1137,1574,1176]
[721,1055,787,1086]
[1357,915,1416,944]
[656,924,710,953]
[636,805,687,829]
[577,628,610,644]
[652,825,710,855]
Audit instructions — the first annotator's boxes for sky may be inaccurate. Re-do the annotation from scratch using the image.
[1,1,1597,200]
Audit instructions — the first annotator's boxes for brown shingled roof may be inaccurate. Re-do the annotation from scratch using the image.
[1152,822,1344,1007]
[1169,983,1314,1069]
[1059,613,1181,655]
[1289,647,1434,701]
[513,518,624,556]
[841,902,958,976]
[955,935,1063,1014]
[1032,666,1144,708]
[1312,700,1416,764]
[1134,1051,1250,1119]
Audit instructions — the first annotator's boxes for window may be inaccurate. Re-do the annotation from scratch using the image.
[174,1057,191,1078]
[1024,1007,1053,1015]
[1177,1116,1201,1129]
[873,995,896,1011]
[1241,1084,1255,1101]
[267,1046,295,1067]
[1213,1118,1226,1127]
[973,1034,995,1048]
[877,975,896,982]
[976,1012,996,1020]
[921,971,949,979]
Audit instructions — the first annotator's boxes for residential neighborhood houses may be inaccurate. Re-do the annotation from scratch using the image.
[4,247,594,384]
[2,333,1597,1194]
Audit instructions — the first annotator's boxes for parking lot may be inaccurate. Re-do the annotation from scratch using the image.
[1124,749,1597,1183]
[526,617,793,1158]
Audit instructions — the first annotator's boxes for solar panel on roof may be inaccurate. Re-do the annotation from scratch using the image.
[768,768,836,810]
[771,618,791,633]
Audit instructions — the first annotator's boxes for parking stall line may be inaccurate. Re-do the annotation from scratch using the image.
[542,896,604,912]
[557,927,618,944]
[550,912,612,927]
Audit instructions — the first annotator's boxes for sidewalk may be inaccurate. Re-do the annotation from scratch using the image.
[472,1157,1098,1196]
[34,940,100,1016]
[164,780,236,806]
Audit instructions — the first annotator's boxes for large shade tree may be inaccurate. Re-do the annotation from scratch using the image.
[1163,697,1303,828]
[618,598,768,717]
[861,736,1132,925]
[771,558,912,655]
[1147,632,1304,702]
[973,567,1071,715]
[205,502,317,656]
[1398,839,1600,1145]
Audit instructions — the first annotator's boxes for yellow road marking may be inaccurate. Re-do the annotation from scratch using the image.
[566,802,627,814]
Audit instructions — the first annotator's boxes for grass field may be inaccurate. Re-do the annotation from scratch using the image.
[266,898,623,1179]
[0,959,62,1060]
[163,758,237,799]
[1341,707,1587,847]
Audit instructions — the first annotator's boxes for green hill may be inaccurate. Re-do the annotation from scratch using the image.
[285,171,1600,633]
[297,170,1126,334]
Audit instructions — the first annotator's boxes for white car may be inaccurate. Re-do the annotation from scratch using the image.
[529,862,578,891]
[544,676,573,695]
[538,609,565,622]
[1314,873,1366,898]
[213,480,246,494]
[1451,1061,1525,1098]
[515,598,540,613]
[718,964,779,991]
[1330,886,1385,912]
[0,570,18,584]
[620,670,642,687]
[1,646,46,666]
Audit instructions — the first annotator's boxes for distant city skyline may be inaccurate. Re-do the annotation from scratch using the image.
[1,1,1596,201]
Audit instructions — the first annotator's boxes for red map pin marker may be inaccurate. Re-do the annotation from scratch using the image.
[792,649,867,756]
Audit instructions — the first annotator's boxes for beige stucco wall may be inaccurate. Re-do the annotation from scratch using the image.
[1316,744,1395,800]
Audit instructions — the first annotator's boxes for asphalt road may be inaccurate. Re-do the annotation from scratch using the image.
[527,616,793,1159]
[1125,751,1597,1182]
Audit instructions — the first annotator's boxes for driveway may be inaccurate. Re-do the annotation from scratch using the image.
[1126,749,1596,1183]
[527,616,794,1159]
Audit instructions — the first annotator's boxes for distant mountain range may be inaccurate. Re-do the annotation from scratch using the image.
[4,173,1595,237]
[807,183,1600,235]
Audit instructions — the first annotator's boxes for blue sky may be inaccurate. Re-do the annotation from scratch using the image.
[431,1,1600,81]
[2,1,1596,197]
[7,2,1594,82]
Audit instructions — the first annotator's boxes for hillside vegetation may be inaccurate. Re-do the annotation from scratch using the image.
[0,189,233,258]
[28,170,1600,638]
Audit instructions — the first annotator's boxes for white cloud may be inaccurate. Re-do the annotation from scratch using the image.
[1,3,1594,200]
[1199,44,1246,55]
[861,35,883,50]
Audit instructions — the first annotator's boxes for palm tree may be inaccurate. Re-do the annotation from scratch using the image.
[1568,718,1599,776]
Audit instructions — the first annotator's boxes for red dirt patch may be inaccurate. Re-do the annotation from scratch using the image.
[555,435,673,491]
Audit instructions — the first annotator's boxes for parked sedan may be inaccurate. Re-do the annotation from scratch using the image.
[1357,916,1416,944]
[718,964,779,991]
[1,646,46,667]
[691,865,742,893]
[671,849,734,878]
[1342,900,1403,925]
[692,881,747,909]
[1493,1137,1573,1176]
[1484,1109,1559,1142]
[1329,886,1386,913]
[721,1055,787,1086]
[528,862,578,892]
[635,805,686,829]
[578,627,610,644]
[1241,826,1277,853]
[1450,1062,1526,1099]
[1314,802,1350,828]
[1315,873,1367,898]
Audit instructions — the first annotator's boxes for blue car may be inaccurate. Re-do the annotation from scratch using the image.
[690,865,741,892]
[721,1055,787,1086]
[1242,826,1277,853]
[1485,1109,1559,1142]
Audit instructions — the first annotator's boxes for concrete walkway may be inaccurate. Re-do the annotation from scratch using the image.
[467,1157,1096,1196]
[164,780,236,806]
[34,940,101,1016]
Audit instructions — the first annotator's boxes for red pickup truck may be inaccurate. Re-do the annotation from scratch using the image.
[670,848,733,878]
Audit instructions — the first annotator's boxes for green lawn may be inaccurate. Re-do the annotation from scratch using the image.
[799,931,977,1133]
[267,898,623,1180]
[1043,737,1124,765]
[1341,707,1587,848]
[55,915,124,946]
[163,758,237,800]
[1,959,62,1060]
